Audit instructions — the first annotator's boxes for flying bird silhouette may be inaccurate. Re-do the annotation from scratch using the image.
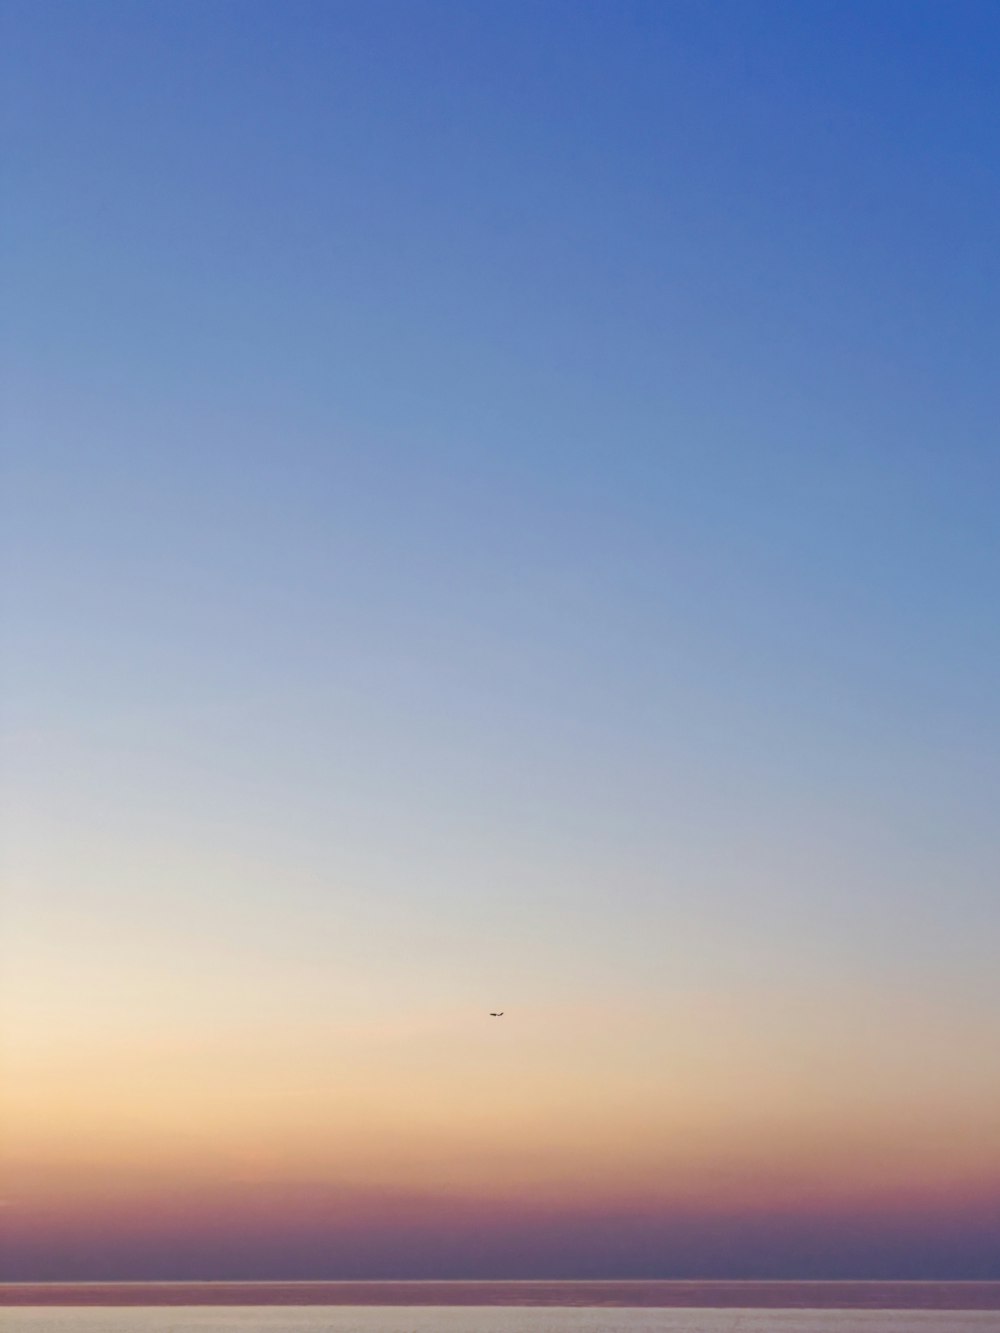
[489,1012,504,1017]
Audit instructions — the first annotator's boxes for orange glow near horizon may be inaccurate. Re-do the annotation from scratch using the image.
[5,975,999,1251]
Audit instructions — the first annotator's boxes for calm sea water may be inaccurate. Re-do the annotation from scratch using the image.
[3,1309,1000,1333]
[4,1288,1000,1333]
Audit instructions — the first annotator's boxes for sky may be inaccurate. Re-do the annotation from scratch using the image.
[2,0,999,1282]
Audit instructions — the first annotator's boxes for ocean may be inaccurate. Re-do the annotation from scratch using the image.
[3,1286,1000,1332]
[3,1308,1000,1333]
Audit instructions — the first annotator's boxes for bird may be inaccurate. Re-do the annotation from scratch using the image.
[489,1012,504,1017]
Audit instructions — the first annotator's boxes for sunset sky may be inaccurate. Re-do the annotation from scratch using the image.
[2,0,999,1280]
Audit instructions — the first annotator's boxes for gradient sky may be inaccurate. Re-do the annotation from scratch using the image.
[2,0,999,1281]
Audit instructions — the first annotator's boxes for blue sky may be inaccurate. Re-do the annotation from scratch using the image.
[2,0,999,1279]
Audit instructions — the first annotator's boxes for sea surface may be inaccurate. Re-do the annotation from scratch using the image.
[3,1308,1000,1333]
[3,1286,1000,1332]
